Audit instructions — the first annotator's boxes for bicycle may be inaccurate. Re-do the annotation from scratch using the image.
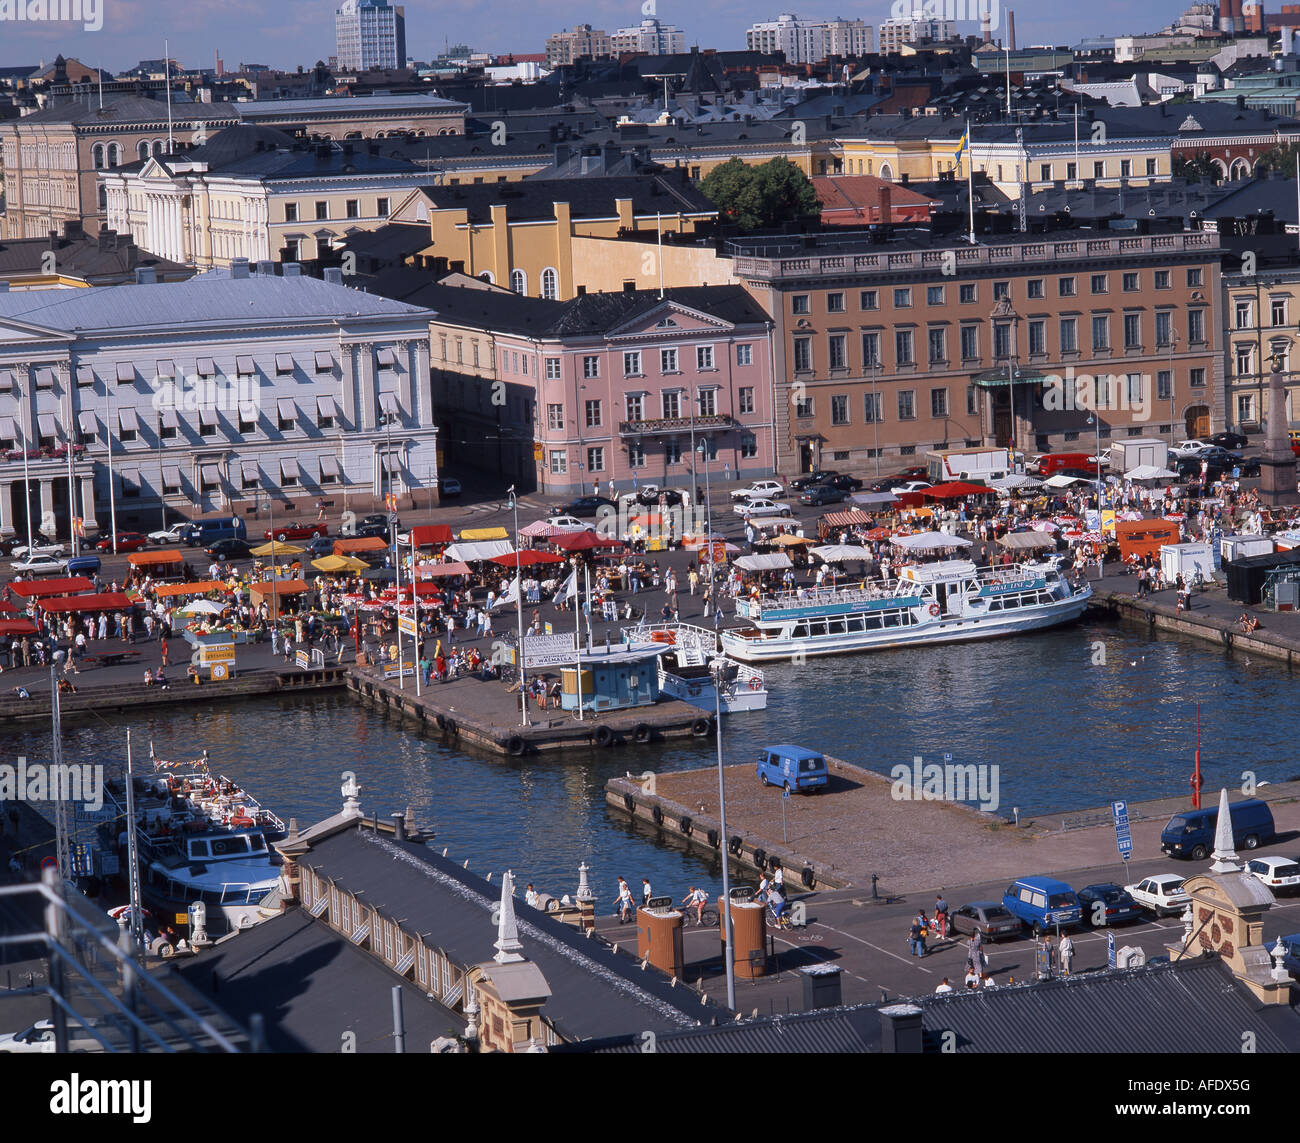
[680,903,718,928]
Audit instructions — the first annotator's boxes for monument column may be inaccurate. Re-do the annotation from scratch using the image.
[1259,357,1299,506]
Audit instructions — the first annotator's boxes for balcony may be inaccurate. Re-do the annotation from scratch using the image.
[619,414,734,438]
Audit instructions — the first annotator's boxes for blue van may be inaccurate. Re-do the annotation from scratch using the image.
[179,516,246,547]
[1002,875,1082,932]
[1160,799,1275,861]
[65,554,101,577]
[756,745,828,794]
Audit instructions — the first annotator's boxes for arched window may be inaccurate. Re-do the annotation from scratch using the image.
[92,144,105,170]
[138,141,150,162]
[540,268,558,300]
[153,140,165,156]
[97,186,107,211]
[878,161,892,180]
[107,143,121,168]
[510,269,527,295]
[478,271,495,284]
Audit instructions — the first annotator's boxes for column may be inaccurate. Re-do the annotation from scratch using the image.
[0,481,12,537]
[80,474,98,531]
[38,479,54,535]
[358,346,376,432]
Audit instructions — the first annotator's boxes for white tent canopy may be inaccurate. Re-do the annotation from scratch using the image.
[1125,465,1178,481]
[851,490,899,507]
[1044,474,1083,488]
[445,540,515,562]
[990,473,1043,491]
[733,553,793,572]
[891,531,973,551]
[810,544,875,563]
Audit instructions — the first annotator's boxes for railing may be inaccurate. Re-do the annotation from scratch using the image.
[618,414,734,437]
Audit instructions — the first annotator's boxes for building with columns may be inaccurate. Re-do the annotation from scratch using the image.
[0,263,436,541]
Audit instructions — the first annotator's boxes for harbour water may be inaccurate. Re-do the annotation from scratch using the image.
[10,616,1299,901]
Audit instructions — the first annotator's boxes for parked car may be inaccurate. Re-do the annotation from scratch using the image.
[731,480,786,502]
[360,513,400,531]
[1170,439,1213,459]
[790,470,840,491]
[560,496,618,518]
[1161,798,1275,860]
[10,555,67,575]
[205,538,253,561]
[545,515,595,531]
[799,485,848,506]
[733,498,792,517]
[65,554,102,577]
[756,745,827,793]
[11,541,65,560]
[888,480,932,494]
[1002,875,1082,933]
[307,536,336,559]
[147,526,186,545]
[637,487,688,507]
[1208,431,1249,451]
[355,522,391,540]
[949,901,1024,942]
[1124,874,1190,916]
[95,531,148,553]
[262,522,327,542]
[810,474,864,492]
[0,1018,104,1054]
[1076,883,1143,927]
[437,476,462,498]
[1245,856,1300,894]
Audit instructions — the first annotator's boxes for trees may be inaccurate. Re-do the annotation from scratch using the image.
[1254,141,1300,177]
[1172,152,1222,183]
[699,156,821,231]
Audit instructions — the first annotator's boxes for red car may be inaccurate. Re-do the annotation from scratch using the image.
[262,522,327,542]
[96,531,148,552]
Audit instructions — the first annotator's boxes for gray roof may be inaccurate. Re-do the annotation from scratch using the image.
[0,271,431,335]
[300,825,717,1042]
[236,93,468,118]
[14,95,238,127]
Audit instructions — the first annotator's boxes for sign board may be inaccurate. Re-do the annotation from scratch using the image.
[398,614,418,637]
[1107,930,1117,970]
[175,913,190,926]
[210,662,229,681]
[71,843,93,878]
[199,643,236,665]
[383,662,415,679]
[41,856,57,870]
[647,895,673,910]
[533,443,543,461]
[1101,509,1116,538]
[522,632,578,669]
[295,649,309,669]
[97,852,119,877]
[75,805,117,824]
[1111,799,1133,859]
[544,622,553,636]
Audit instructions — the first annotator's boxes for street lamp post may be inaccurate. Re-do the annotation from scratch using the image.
[709,656,736,1012]
[697,438,714,615]
[991,298,1020,454]
[1167,330,1178,445]
[1087,412,1102,509]
[508,485,528,728]
[871,355,881,477]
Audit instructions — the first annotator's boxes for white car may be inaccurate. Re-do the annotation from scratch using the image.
[147,527,186,545]
[11,541,65,559]
[1124,874,1190,916]
[733,498,792,518]
[731,480,786,501]
[1171,440,1212,459]
[889,480,933,494]
[10,555,68,575]
[0,1018,103,1053]
[545,515,595,531]
[1245,856,1300,894]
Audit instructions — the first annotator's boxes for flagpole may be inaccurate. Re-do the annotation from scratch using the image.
[509,487,527,728]
[966,119,975,245]
[572,559,583,722]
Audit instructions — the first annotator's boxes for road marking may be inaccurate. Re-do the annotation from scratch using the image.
[811,920,934,973]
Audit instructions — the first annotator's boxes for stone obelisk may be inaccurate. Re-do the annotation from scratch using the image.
[1259,354,1299,506]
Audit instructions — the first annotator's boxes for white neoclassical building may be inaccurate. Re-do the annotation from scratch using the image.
[0,262,436,541]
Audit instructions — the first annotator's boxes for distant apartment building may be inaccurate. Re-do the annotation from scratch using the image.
[1220,267,1300,435]
[545,25,613,67]
[877,15,956,54]
[746,14,873,63]
[610,19,687,55]
[335,0,407,71]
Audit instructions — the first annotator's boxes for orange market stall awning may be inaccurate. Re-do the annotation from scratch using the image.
[251,578,310,597]
[153,580,228,598]
[10,577,94,599]
[414,561,471,578]
[820,510,874,529]
[127,549,185,568]
[39,592,134,613]
[333,537,388,555]
[407,525,453,547]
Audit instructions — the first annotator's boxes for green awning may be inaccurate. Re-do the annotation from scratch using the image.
[971,369,1050,389]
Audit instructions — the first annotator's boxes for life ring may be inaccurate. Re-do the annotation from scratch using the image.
[651,805,664,825]
[927,603,941,617]
[801,865,816,889]
[707,828,720,847]
[633,723,651,744]
[728,835,743,855]
[747,677,762,691]
[691,717,710,737]
[506,736,525,756]
[649,630,676,644]
[231,815,255,828]
[679,816,693,836]
[594,724,614,747]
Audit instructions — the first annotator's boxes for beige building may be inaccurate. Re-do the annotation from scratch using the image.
[545,25,612,67]
[1221,266,1300,435]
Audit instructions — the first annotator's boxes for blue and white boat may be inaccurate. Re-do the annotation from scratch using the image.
[720,559,1092,662]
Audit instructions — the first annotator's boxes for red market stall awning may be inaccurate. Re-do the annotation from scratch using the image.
[407,524,453,548]
[553,531,620,552]
[333,537,388,555]
[489,550,566,568]
[39,592,134,613]
[923,481,993,500]
[0,618,38,635]
[820,510,874,528]
[10,577,95,599]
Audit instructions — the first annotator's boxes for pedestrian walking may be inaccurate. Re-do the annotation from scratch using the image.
[160,637,169,667]
[1059,932,1074,976]
[909,917,926,957]
[641,877,652,906]
[614,877,634,923]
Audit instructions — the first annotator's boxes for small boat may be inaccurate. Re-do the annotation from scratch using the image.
[721,558,1091,662]
[622,622,768,712]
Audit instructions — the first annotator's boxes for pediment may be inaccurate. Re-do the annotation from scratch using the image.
[606,300,735,339]
[0,317,69,344]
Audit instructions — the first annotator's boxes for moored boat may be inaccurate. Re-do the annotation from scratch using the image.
[622,622,768,712]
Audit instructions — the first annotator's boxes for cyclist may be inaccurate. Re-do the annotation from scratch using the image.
[681,886,708,925]
[768,883,789,928]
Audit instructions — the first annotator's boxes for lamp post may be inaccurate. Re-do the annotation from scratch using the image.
[709,655,736,1012]
[991,298,1020,454]
[1087,412,1102,509]
[508,485,528,728]
[1167,329,1178,445]
[105,378,117,555]
[871,354,882,477]
[697,437,714,616]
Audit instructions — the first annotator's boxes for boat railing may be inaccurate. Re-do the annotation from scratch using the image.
[746,583,899,611]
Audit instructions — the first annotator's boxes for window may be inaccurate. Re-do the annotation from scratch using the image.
[1092,160,1104,178]
[1122,272,1139,292]
[628,441,645,467]
[993,323,1010,359]
[1028,320,1045,356]
[1123,313,1141,349]
[698,388,717,417]
[894,288,912,308]
[793,338,812,372]
[1235,344,1254,376]
[158,415,177,441]
[377,197,390,216]
[541,268,558,300]
[1272,297,1288,327]
[740,434,757,459]
[966,385,977,416]
[860,290,878,310]
[897,391,916,420]
[1155,311,1172,346]
[926,286,944,306]
[1189,367,1206,388]
[584,400,601,428]
[1187,268,1203,287]
[895,329,913,366]
[1146,158,1157,176]
[238,407,257,435]
[199,410,218,438]
[1126,373,1143,405]
[1157,370,1172,400]
[828,334,847,370]
[792,294,810,315]
[959,283,976,303]
[315,201,328,220]
[313,351,334,374]
[960,326,978,360]
[1188,310,1205,343]
[863,392,883,422]
[660,348,679,374]
[862,331,881,367]
[1154,269,1170,290]
[1091,315,1109,351]
[831,395,849,425]
[1059,317,1077,353]
[827,292,845,313]
[1235,300,1252,330]
[1066,162,1076,180]
[738,387,754,415]
[928,328,946,364]
[284,202,298,222]
[661,391,681,419]
[511,269,526,295]
[1238,393,1255,423]
[992,282,1009,301]
[930,388,948,418]
[547,404,564,430]
[545,357,561,380]
[1120,159,1132,178]
[586,447,604,473]
[316,396,337,429]
[549,450,567,474]
[1058,277,1076,298]
[795,395,814,418]
[623,351,642,376]
[625,394,643,422]
[583,355,600,379]
[736,344,753,366]
[1026,279,1044,300]
[1039,164,1051,181]
[696,345,715,370]
[1090,274,1108,295]
[665,440,682,464]
[277,399,297,432]
[346,199,359,219]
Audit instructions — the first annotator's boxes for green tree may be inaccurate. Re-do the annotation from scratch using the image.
[1172,152,1222,183]
[1255,141,1300,177]
[699,156,821,231]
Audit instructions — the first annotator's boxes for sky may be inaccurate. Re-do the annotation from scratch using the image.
[0,0,1199,72]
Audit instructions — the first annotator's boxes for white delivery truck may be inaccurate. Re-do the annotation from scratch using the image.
[1161,542,1215,585]
[1109,438,1170,474]
[925,446,1013,484]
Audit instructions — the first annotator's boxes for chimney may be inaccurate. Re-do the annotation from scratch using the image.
[554,142,571,168]
[255,259,275,277]
[134,265,157,285]
[1008,10,1016,52]
[879,183,892,223]
[230,258,251,279]
[879,1003,925,1053]
[323,267,344,285]
[282,262,302,277]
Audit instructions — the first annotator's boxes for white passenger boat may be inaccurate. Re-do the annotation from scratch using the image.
[622,622,768,711]
[720,559,1091,662]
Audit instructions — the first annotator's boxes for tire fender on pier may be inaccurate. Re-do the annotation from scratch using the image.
[801,866,816,889]
[506,736,525,756]
[594,724,614,747]
[633,723,651,744]
[691,717,710,737]
[651,805,664,825]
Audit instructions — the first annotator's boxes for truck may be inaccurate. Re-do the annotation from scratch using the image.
[1108,438,1169,474]
[925,446,1012,485]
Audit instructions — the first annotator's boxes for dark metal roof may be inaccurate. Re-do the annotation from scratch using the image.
[300,826,718,1042]
[419,172,714,223]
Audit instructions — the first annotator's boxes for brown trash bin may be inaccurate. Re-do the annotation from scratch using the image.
[719,898,767,978]
[637,906,685,978]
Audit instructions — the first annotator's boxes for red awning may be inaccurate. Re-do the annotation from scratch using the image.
[923,481,993,500]
[39,592,134,613]
[407,525,453,547]
[553,531,620,552]
[489,550,566,568]
[0,618,38,635]
[820,510,874,528]
[413,561,470,578]
[10,577,95,599]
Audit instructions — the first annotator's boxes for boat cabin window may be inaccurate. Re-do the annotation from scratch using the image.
[189,840,209,857]
[808,620,827,637]
[210,836,249,857]
[791,624,808,638]
[249,835,266,851]
[847,616,865,632]
[827,619,846,635]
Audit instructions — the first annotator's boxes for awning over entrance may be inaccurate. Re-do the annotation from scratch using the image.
[971,369,1050,389]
